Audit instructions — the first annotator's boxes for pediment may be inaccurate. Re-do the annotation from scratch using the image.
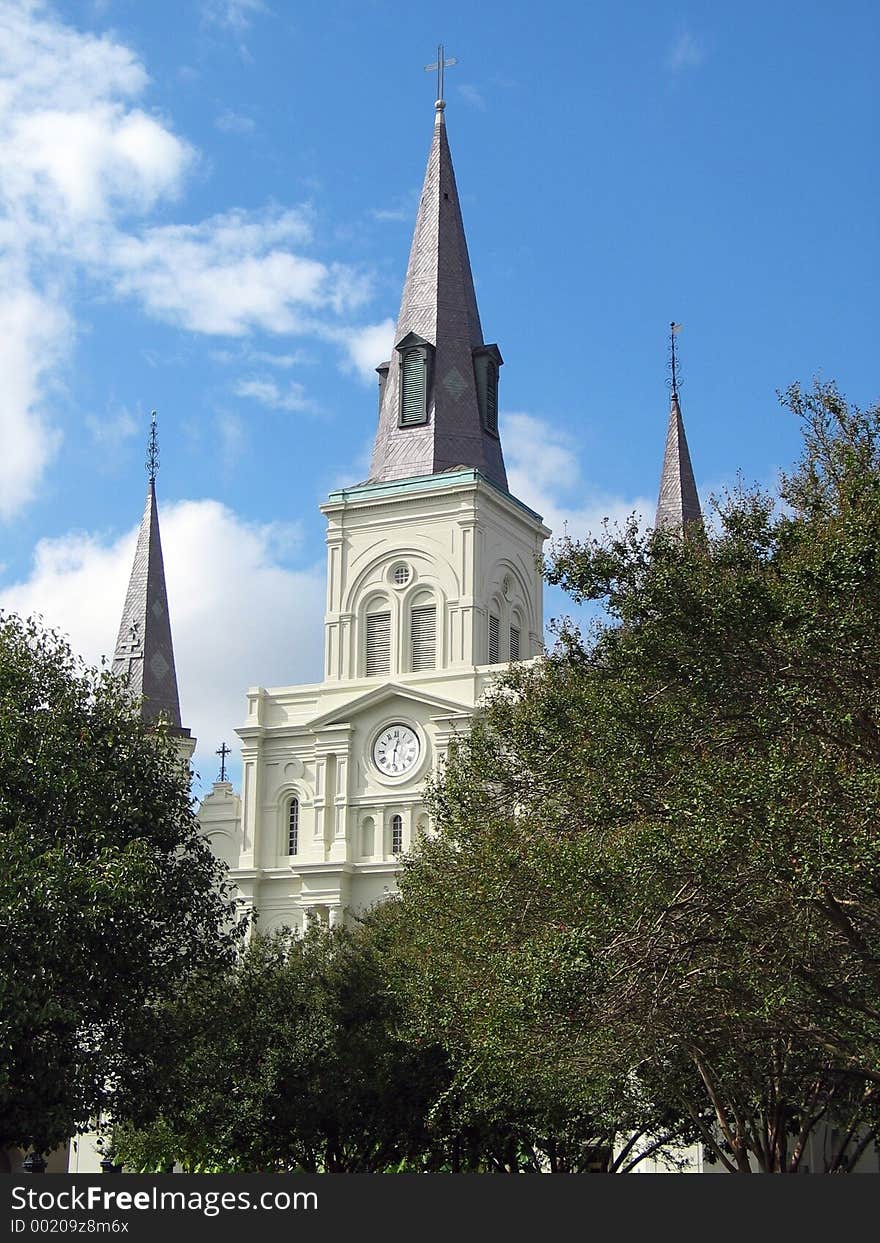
[309,681,470,732]
[394,330,430,353]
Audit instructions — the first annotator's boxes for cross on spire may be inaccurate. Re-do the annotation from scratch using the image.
[146,410,159,483]
[216,741,231,783]
[425,43,457,108]
[116,621,143,678]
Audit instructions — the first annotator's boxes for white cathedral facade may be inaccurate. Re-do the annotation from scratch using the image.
[200,468,547,931]
[197,98,556,933]
[105,87,702,938]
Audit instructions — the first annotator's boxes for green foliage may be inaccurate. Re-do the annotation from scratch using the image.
[0,614,243,1154]
[392,381,880,1172]
[111,922,452,1172]
[112,912,634,1173]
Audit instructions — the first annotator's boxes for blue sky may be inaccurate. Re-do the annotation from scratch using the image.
[0,0,877,791]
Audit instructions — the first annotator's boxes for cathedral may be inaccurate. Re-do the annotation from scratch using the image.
[111,92,699,933]
[59,82,878,1180]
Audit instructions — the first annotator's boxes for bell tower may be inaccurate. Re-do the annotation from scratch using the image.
[205,82,548,932]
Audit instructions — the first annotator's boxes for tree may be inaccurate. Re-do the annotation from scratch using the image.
[391,381,880,1172]
[112,912,640,1174]
[0,614,243,1155]
[111,921,451,1173]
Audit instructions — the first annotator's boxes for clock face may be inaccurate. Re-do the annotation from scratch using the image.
[373,723,420,777]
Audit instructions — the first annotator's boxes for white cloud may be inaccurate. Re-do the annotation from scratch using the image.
[340,318,395,383]
[457,83,486,111]
[202,0,267,33]
[0,3,192,234]
[5,104,191,224]
[0,3,147,114]
[214,109,255,134]
[0,3,381,520]
[104,207,373,337]
[666,31,705,73]
[85,408,139,442]
[371,206,411,223]
[85,407,140,466]
[210,346,315,369]
[0,1,190,517]
[0,284,68,518]
[370,190,418,224]
[216,411,246,467]
[234,377,315,412]
[0,497,325,789]
[247,348,314,368]
[502,411,654,541]
[106,208,366,336]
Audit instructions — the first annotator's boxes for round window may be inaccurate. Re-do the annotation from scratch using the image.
[389,563,411,588]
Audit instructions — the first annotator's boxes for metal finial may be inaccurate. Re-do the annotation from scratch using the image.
[216,741,231,783]
[425,43,457,108]
[669,322,683,397]
[146,410,159,483]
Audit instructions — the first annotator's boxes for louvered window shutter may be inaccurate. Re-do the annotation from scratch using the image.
[411,605,436,671]
[366,611,391,676]
[400,349,427,425]
[287,798,299,855]
[488,614,500,664]
[509,626,520,662]
[486,362,498,432]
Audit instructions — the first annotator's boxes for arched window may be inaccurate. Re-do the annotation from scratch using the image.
[391,814,404,855]
[488,613,500,664]
[366,608,391,677]
[361,816,375,858]
[410,593,436,671]
[287,797,299,856]
[509,624,521,662]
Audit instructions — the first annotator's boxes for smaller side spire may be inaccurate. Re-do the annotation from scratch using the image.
[112,412,189,735]
[655,324,702,531]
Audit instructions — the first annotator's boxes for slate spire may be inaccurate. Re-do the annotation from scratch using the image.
[655,388,702,531]
[111,413,187,733]
[368,97,508,489]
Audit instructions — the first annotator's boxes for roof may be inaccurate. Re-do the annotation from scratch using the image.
[111,479,187,731]
[655,391,702,531]
[368,103,508,490]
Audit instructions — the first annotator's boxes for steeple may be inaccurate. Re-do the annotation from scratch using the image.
[655,324,701,531]
[656,390,702,529]
[368,84,508,490]
[112,413,189,735]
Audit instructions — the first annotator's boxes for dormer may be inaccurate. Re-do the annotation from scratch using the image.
[376,360,391,414]
[395,332,434,427]
[473,343,503,437]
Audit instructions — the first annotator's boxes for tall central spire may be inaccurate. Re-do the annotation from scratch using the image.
[368,91,508,490]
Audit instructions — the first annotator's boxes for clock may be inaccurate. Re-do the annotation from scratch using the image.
[372,723,420,777]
